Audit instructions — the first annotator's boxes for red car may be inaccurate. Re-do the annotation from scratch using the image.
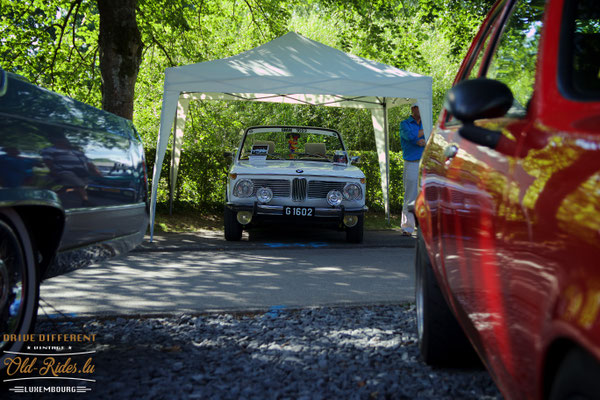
[414,0,600,399]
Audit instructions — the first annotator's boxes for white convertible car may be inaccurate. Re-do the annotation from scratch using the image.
[225,126,367,242]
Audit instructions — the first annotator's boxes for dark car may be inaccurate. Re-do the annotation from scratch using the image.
[415,0,600,399]
[0,68,148,366]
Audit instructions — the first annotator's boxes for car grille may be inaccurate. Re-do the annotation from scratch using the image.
[292,178,307,201]
[249,179,349,200]
[251,179,290,198]
[308,181,345,199]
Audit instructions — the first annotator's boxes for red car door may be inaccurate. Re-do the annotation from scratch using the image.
[436,1,547,397]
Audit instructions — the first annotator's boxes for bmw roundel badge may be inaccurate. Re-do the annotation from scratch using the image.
[296,169,304,173]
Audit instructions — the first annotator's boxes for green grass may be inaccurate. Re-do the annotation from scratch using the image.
[363,212,403,230]
[153,209,403,233]
[154,209,223,233]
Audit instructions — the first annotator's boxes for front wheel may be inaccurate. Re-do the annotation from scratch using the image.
[0,209,39,370]
[415,230,478,366]
[346,215,364,243]
[224,206,243,241]
[549,347,600,400]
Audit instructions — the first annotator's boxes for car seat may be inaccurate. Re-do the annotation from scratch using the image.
[304,143,326,156]
[253,140,275,154]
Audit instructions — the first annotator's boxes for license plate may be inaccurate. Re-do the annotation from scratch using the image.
[283,206,314,217]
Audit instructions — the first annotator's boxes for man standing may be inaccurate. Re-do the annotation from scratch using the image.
[399,103,426,236]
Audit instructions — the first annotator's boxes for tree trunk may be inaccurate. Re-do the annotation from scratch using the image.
[97,0,142,120]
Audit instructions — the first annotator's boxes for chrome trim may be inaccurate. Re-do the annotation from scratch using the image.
[251,179,290,198]
[316,207,342,215]
[292,178,307,202]
[257,205,283,211]
[236,125,346,165]
[309,181,346,199]
[228,203,367,214]
[234,173,363,180]
[251,204,366,217]
[64,202,146,216]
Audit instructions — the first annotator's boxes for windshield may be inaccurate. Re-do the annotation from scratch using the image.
[239,126,347,163]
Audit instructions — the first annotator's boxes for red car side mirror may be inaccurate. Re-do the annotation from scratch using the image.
[445,78,514,150]
[446,78,514,123]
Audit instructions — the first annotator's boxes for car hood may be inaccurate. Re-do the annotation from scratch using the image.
[232,160,365,179]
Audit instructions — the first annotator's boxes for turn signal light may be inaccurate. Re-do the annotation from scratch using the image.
[343,215,358,227]
[237,211,252,225]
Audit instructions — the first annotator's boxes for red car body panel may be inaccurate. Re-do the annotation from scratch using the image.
[416,0,600,399]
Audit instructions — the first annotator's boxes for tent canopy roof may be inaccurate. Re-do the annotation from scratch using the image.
[164,32,432,107]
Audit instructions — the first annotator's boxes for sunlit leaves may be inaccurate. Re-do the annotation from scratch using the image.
[0,0,101,106]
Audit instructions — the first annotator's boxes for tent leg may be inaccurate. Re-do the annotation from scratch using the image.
[371,101,391,225]
[383,102,390,225]
[169,142,175,216]
[168,98,190,216]
[169,167,173,216]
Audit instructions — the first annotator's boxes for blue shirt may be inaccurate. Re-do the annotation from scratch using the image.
[400,116,424,161]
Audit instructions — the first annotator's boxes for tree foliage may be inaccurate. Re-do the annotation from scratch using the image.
[1,0,102,106]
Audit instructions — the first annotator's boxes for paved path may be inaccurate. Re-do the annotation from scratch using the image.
[39,229,416,318]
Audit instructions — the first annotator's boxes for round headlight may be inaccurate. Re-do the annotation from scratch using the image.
[256,187,273,204]
[327,190,343,206]
[343,183,362,201]
[233,179,254,198]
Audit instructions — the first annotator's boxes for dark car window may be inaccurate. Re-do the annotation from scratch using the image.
[485,0,546,115]
[559,0,600,100]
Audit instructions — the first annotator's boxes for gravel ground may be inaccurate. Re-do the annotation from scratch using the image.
[5,304,502,400]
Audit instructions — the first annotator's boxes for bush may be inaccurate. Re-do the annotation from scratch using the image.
[349,151,405,212]
[145,148,406,213]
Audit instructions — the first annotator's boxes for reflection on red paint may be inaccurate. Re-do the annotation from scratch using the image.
[479,210,512,374]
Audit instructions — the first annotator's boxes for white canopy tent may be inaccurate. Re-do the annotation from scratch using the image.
[150,32,432,240]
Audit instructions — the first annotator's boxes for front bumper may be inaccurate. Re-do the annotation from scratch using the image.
[226,202,367,219]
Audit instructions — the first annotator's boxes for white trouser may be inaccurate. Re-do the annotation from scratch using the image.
[401,160,419,233]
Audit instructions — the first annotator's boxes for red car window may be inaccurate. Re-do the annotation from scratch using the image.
[485,0,546,115]
[464,22,501,81]
[459,0,510,81]
[444,0,510,125]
